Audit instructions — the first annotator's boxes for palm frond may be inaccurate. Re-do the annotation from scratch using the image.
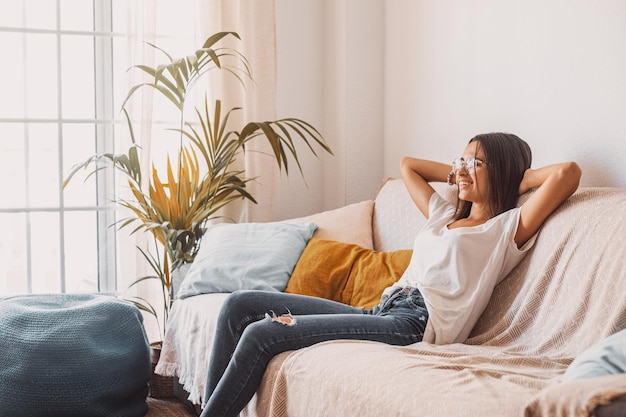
[63,33,333,342]
[122,31,250,113]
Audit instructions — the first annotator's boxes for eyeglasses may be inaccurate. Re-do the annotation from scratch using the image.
[451,157,487,175]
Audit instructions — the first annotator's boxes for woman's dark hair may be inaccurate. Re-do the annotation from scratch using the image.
[454,132,532,220]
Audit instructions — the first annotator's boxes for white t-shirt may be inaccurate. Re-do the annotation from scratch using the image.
[386,192,536,345]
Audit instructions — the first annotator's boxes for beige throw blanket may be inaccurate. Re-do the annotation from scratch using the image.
[243,188,626,417]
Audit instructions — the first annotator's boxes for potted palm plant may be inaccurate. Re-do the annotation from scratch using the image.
[63,32,332,343]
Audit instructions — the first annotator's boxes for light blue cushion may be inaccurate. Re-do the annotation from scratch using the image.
[177,221,317,299]
[562,328,626,381]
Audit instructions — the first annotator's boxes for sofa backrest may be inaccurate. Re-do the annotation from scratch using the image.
[468,187,626,356]
[374,180,626,357]
[372,178,457,252]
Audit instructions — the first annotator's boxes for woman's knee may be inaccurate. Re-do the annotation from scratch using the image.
[218,290,271,334]
[220,290,258,317]
[238,319,285,357]
[221,290,292,317]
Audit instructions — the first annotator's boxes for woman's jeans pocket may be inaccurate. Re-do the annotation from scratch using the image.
[373,287,428,321]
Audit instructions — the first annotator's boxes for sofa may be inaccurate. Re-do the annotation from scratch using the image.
[157,178,626,417]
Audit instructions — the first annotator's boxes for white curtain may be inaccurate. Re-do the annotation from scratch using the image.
[200,0,279,223]
[121,0,277,341]
[116,1,159,341]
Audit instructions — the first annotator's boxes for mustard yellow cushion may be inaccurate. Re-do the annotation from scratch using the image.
[285,238,413,309]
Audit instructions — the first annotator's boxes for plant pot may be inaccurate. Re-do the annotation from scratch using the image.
[149,342,176,399]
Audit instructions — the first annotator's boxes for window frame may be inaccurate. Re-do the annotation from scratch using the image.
[0,0,122,294]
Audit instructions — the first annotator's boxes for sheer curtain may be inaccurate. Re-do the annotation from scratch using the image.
[123,0,277,341]
[200,0,279,223]
[125,0,277,224]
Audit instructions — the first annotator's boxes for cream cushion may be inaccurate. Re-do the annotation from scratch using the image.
[285,199,375,250]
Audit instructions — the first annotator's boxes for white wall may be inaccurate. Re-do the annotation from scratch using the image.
[385,0,626,187]
[274,0,385,219]
[274,0,626,221]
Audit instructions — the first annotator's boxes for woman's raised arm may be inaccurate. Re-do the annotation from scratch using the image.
[515,162,582,247]
[400,157,453,219]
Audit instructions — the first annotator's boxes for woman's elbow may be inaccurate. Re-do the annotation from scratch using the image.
[400,156,412,171]
[561,162,582,194]
[400,156,416,177]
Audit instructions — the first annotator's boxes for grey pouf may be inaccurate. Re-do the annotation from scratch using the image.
[0,294,151,417]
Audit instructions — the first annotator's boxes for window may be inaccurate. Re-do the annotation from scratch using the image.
[0,0,129,295]
[0,0,226,297]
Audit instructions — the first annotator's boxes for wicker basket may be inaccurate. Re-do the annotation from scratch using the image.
[149,343,176,399]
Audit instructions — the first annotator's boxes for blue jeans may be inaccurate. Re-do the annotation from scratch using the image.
[199,287,428,417]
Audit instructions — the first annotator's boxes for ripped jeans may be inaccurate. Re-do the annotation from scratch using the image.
[199,287,428,417]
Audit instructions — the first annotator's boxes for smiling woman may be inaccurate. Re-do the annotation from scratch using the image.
[195,133,580,417]
[449,133,533,227]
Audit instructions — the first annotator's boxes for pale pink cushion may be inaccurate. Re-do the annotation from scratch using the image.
[284,200,374,250]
